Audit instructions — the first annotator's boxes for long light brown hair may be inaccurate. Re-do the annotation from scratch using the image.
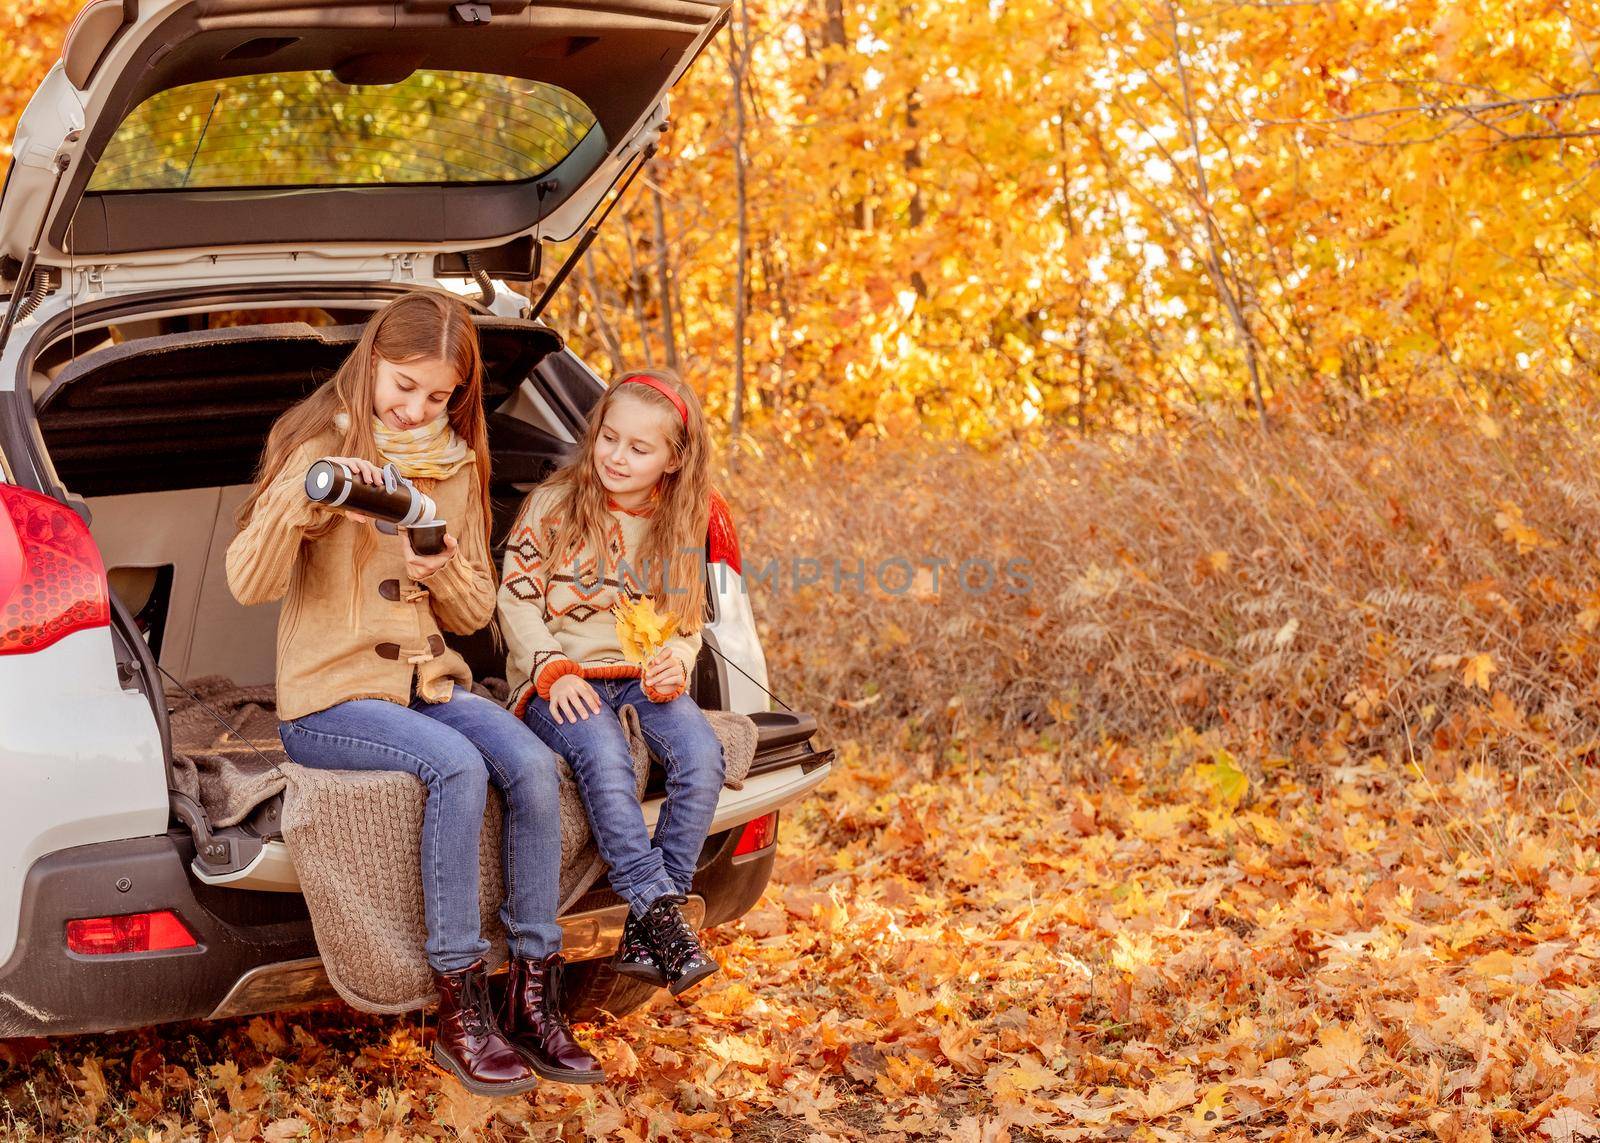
[236,291,493,607]
[532,368,711,633]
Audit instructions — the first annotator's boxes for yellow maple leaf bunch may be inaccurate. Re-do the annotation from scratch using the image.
[612,594,680,666]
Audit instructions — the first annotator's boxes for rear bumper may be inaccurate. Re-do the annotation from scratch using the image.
[0,831,319,1037]
[2,729,830,1036]
[0,791,813,1036]
[203,870,759,1023]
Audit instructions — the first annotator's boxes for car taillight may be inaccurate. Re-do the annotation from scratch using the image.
[0,484,109,655]
[708,486,742,574]
[733,812,778,856]
[66,911,197,955]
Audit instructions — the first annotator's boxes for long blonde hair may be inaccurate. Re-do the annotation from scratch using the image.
[531,368,710,633]
[237,291,493,602]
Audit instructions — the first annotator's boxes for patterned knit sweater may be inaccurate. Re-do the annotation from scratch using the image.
[498,481,703,718]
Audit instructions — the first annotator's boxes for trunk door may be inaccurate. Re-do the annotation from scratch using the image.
[0,0,725,278]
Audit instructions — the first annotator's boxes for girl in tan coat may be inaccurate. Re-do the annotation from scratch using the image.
[225,292,599,1096]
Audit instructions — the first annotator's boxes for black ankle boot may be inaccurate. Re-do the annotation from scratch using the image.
[614,894,719,996]
[614,907,668,987]
[499,953,605,1084]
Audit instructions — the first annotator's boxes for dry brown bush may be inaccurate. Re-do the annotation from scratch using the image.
[720,407,1600,788]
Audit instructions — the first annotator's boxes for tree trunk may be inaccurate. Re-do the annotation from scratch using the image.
[651,181,681,372]
[905,85,926,297]
[823,0,847,80]
[619,208,656,368]
[760,238,795,419]
[821,0,872,233]
[1166,0,1266,426]
[578,251,626,375]
[1057,110,1092,433]
[670,198,691,372]
[728,0,751,465]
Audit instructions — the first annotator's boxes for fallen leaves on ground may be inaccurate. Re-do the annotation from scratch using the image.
[8,725,1600,1139]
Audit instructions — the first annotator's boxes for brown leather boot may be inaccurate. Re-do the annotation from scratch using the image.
[430,958,540,1096]
[499,952,606,1084]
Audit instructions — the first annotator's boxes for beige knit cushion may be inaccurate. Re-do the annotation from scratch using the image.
[280,704,758,1013]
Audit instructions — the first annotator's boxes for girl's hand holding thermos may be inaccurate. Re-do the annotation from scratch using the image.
[322,455,383,524]
[305,456,449,555]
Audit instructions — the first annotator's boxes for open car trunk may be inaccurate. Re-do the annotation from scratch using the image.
[29,306,828,894]
[37,311,576,691]
[37,315,568,496]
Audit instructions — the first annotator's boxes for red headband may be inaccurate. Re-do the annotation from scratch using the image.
[617,373,688,425]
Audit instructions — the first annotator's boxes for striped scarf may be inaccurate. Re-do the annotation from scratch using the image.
[336,411,473,479]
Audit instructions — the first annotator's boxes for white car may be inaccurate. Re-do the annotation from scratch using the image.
[0,0,830,1035]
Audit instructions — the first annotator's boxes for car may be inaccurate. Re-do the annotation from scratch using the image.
[0,0,831,1036]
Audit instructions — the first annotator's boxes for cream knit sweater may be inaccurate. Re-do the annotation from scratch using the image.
[498,481,703,717]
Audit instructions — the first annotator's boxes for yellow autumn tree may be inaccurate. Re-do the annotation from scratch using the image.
[7,0,1600,444]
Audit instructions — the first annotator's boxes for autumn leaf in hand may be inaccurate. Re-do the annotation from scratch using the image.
[613,595,679,666]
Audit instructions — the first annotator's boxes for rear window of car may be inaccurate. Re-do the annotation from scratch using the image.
[87,70,598,192]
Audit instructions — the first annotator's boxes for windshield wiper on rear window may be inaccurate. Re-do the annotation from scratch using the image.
[179,92,223,189]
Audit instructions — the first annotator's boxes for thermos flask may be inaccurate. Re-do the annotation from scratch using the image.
[303,459,449,555]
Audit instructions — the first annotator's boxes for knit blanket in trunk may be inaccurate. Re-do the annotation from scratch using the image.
[168,675,759,1013]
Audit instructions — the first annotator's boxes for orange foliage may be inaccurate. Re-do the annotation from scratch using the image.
[9,3,1600,443]
[560,1,1600,445]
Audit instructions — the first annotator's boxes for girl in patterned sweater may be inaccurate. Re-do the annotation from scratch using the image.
[498,368,725,997]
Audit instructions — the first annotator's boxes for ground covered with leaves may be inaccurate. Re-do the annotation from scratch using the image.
[6,720,1600,1140]
[11,421,1600,1139]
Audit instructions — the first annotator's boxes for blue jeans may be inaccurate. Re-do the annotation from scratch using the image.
[278,684,564,972]
[521,676,725,917]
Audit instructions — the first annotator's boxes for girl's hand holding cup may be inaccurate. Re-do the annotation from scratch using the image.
[402,529,457,580]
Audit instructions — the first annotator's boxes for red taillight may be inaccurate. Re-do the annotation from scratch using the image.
[66,911,197,955]
[0,485,109,655]
[733,812,777,856]
[707,486,742,574]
